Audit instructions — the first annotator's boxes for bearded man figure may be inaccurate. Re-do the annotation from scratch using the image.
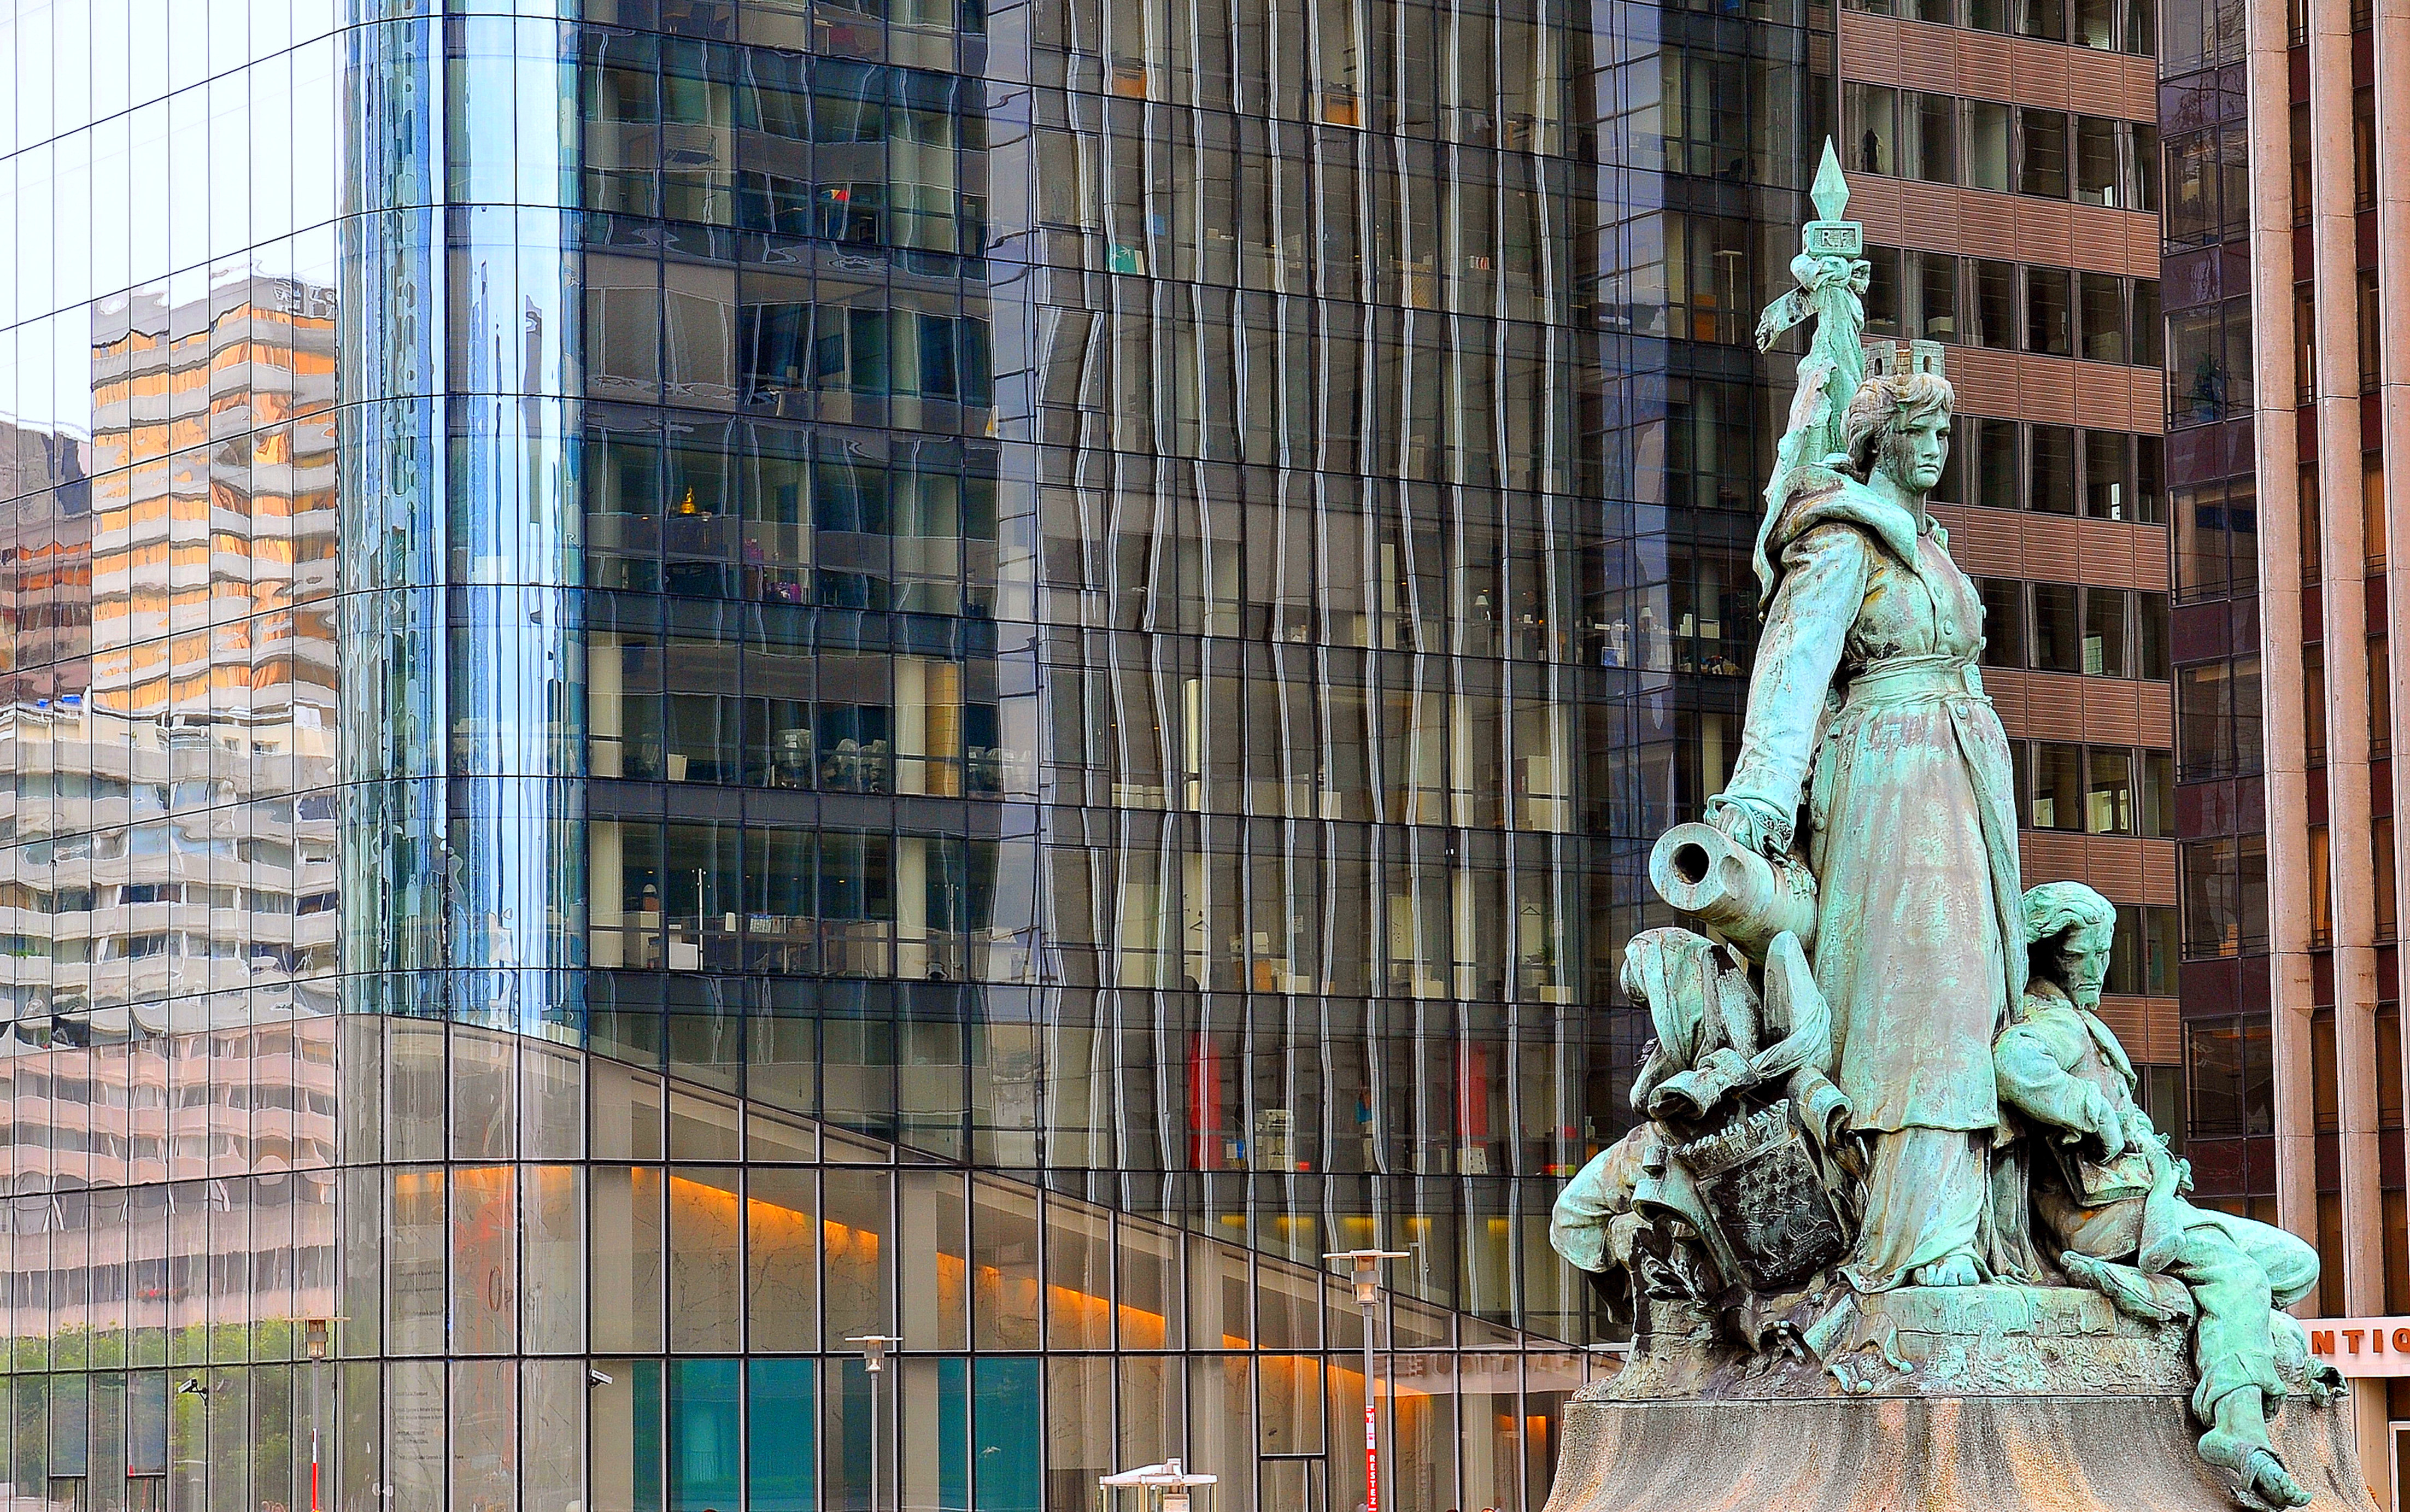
[1705,351,2025,1291]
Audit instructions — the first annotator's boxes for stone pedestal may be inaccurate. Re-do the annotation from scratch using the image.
[1544,1287,2381,1512]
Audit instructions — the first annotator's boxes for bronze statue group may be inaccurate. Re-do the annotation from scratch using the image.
[1549,148,2336,1512]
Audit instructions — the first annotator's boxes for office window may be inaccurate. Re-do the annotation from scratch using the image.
[2124,123,2159,211]
[2131,280,2161,367]
[1846,84,1899,176]
[2074,116,2119,205]
[2355,86,2377,211]
[2108,905,2179,994]
[2028,425,2076,515]
[2291,102,2313,226]
[1914,251,1960,341]
[1863,245,1902,336]
[2017,0,2068,35]
[2086,747,2132,834]
[2359,271,2383,394]
[1905,92,1960,183]
[2137,592,2171,679]
[2025,267,2072,356]
[1978,577,2027,667]
[1976,417,2020,508]
[2141,749,2176,837]
[2020,109,2069,198]
[2181,840,2272,962]
[2084,431,2131,519]
[1970,259,2017,350]
[1913,0,1959,17]
[2032,582,2082,672]
[2083,587,2127,676]
[1966,102,2014,191]
[2125,0,2160,49]
[2031,741,2085,829]
[2168,297,2254,426]
[2074,0,2118,44]
[1968,0,2010,26]
[2078,273,2126,362]
[2135,434,2164,523]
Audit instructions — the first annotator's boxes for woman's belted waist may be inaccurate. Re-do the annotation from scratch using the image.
[1843,654,1988,707]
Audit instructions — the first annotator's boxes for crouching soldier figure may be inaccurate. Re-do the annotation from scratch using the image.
[1999,881,2325,1511]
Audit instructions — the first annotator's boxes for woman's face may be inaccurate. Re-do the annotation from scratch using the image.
[1881,411,1951,494]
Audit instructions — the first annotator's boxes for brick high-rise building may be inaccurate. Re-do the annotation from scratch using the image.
[1833,0,2184,1117]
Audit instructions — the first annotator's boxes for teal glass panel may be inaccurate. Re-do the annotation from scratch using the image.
[746,1360,815,1512]
[970,1359,1039,1512]
[935,1358,969,1512]
[668,1359,742,1512]
[636,1361,665,1512]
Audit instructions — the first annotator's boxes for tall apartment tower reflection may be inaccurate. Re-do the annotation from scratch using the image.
[0,4,1816,1512]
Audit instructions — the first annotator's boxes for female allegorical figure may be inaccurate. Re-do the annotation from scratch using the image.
[1705,355,2024,1291]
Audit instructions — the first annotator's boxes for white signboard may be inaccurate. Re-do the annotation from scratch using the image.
[2306,1317,2410,1378]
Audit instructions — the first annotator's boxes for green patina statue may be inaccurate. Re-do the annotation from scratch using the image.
[1548,142,2343,1512]
[2006,881,2326,1509]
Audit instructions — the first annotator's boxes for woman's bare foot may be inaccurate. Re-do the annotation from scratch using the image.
[1911,1252,1982,1286]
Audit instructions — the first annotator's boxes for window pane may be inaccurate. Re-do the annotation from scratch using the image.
[1863,245,1902,336]
[2137,592,2171,679]
[970,1177,1040,1350]
[2029,425,2075,514]
[1845,85,1899,176]
[2020,109,2069,197]
[972,1359,1043,1512]
[1115,1216,1185,1350]
[592,1167,666,1354]
[2074,116,2119,204]
[1043,1195,1115,1350]
[2084,431,2131,519]
[2018,0,2067,38]
[747,1168,819,1353]
[1971,259,2016,349]
[2025,267,2072,356]
[1978,578,2026,668]
[2032,582,2082,672]
[1916,252,1960,341]
[2142,751,2177,837]
[667,1359,741,1512]
[2083,588,2128,676]
[2031,741,2085,830]
[748,1361,816,1512]
[668,1168,743,1352]
[1967,102,2013,190]
[822,1167,893,1343]
[1977,418,2020,508]
[1908,92,1959,183]
[2079,273,2126,361]
[2088,747,2133,834]
[899,1170,970,1352]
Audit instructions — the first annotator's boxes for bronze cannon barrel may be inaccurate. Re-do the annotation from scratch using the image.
[1647,821,1819,959]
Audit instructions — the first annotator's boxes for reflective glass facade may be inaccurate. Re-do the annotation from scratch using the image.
[0,0,1821,1508]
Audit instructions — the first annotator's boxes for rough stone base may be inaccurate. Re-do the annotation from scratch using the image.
[1542,1391,2379,1512]
[1549,1288,2379,1512]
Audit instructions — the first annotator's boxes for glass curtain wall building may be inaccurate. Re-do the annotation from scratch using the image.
[0,1,1815,1510]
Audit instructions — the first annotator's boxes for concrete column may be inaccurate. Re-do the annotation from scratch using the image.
[2306,0,2389,1321]
[2248,0,2323,1252]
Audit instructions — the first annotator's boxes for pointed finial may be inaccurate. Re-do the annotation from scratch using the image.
[1810,140,1849,224]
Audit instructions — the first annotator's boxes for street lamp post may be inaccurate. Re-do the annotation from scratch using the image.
[846,1335,900,1512]
[1324,1250,1409,1512]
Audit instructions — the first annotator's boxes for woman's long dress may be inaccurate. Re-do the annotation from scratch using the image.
[1715,478,2025,1290]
